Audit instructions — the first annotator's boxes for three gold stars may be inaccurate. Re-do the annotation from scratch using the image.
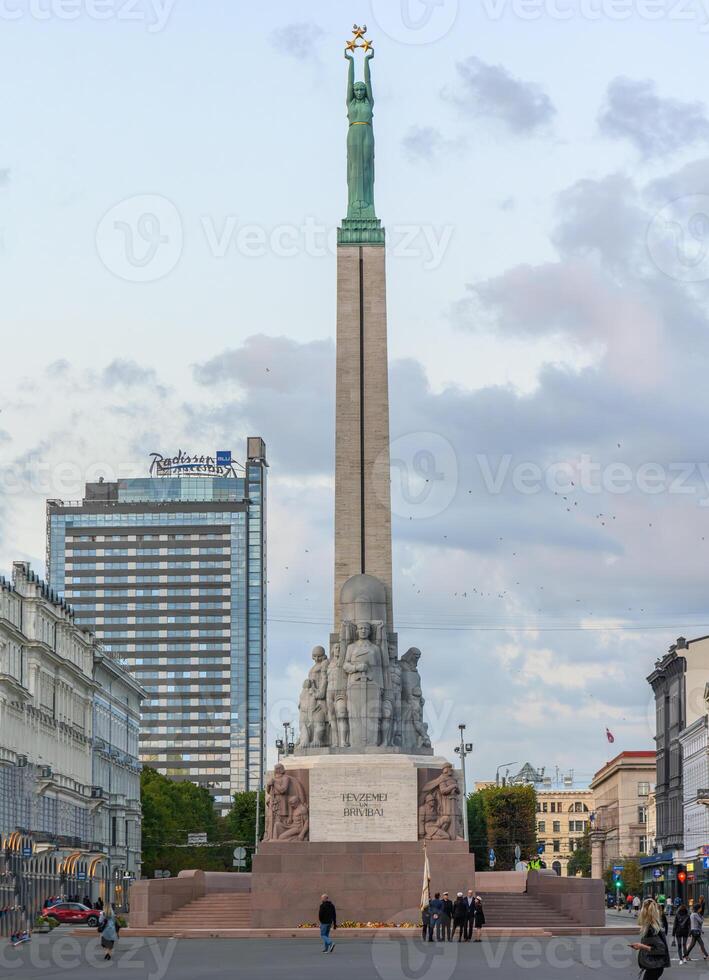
[345,24,373,54]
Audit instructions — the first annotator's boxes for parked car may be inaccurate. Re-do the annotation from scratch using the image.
[41,902,99,927]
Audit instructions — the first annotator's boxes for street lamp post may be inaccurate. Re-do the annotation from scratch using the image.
[283,722,292,756]
[495,761,518,787]
[454,724,474,842]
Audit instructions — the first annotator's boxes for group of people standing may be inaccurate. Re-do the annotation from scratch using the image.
[423,891,485,943]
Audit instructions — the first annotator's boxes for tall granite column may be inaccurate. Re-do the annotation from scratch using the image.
[334,242,393,627]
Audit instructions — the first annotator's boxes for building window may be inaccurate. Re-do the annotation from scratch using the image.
[553,821,561,833]
[552,839,560,853]
[638,782,650,797]
[639,836,648,854]
[638,806,647,824]
[538,821,546,832]
[542,802,548,812]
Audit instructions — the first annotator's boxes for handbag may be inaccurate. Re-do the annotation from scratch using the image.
[638,931,670,971]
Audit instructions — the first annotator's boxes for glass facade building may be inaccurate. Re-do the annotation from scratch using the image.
[46,439,267,812]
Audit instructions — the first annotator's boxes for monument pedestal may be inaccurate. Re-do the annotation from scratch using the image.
[251,840,475,928]
[253,753,472,927]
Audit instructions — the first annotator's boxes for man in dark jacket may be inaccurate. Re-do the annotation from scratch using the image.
[452,893,468,942]
[440,892,454,941]
[463,889,475,941]
[427,893,444,942]
[318,894,337,953]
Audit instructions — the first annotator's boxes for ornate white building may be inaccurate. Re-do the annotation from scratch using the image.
[0,562,144,914]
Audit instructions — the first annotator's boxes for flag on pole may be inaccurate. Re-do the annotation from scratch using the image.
[420,842,431,910]
[606,728,615,744]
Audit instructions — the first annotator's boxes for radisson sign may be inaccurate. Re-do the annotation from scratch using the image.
[149,450,238,478]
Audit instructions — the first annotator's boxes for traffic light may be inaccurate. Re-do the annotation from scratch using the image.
[678,866,687,885]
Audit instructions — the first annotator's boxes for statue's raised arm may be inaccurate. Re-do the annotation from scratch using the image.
[364,49,374,106]
[345,48,355,103]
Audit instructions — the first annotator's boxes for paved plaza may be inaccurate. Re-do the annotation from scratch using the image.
[0,930,685,980]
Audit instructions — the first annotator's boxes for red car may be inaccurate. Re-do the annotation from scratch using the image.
[42,902,100,927]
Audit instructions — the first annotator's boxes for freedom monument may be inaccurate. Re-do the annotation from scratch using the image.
[250,27,475,927]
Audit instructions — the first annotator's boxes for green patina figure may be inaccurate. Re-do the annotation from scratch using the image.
[338,26,384,247]
[345,47,376,220]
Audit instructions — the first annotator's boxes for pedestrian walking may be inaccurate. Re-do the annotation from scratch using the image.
[97,903,119,961]
[672,904,691,963]
[318,894,337,953]
[452,893,467,942]
[472,896,486,942]
[427,893,444,942]
[633,895,642,917]
[685,903,709,961]
[441,892,453,941]
[665,897,673,919]
[630,899,670,980]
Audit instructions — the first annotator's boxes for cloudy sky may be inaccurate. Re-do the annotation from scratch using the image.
[3,0,709,786]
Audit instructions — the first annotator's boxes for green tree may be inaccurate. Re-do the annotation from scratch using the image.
[467,792,489,869]
[603,857,643,897]
[466,785,537,871]
[567,832,591,877]
[140,767,222,878]
[222,791,265,871]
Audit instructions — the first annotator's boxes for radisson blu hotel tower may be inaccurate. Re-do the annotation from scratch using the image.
[46,439,267,813]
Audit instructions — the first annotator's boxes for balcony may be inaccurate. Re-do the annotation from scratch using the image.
[696,789,709,806]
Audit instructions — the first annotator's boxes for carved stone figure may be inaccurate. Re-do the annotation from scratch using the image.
[264,764,309,842]
[277,796,309,841]
[296,646,329,749]
[326,641,349,747]
[420,763,462,841]
[382,649,402,747]
[418,790,452,840]
[401,647,431,750]
[342,620,387,747]
[297,680,315,748]
[307,646,329,747]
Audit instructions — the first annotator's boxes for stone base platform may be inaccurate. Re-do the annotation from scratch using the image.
[250,839,474,928]
[82,926,638,940]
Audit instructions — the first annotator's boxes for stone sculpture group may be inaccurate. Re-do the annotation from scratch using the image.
[296,632,431,753]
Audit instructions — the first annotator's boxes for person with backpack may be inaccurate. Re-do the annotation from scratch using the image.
[97,903,119,961]
[673,904,691,963]
[630,898,671,979]
[685,902,709,961]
